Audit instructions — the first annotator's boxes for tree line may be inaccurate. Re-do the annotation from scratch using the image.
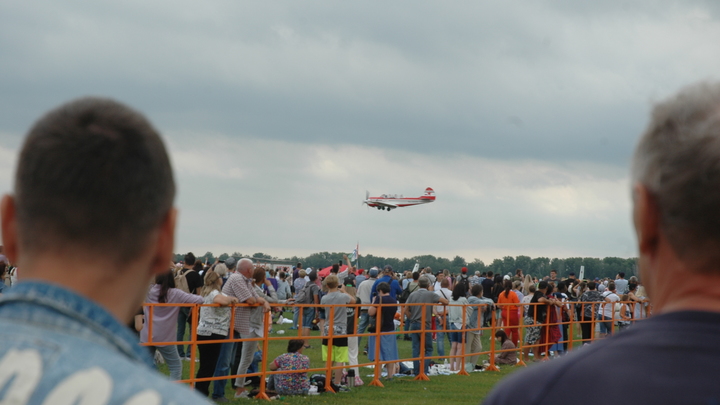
[173,251,638,281]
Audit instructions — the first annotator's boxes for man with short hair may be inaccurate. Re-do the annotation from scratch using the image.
[548,269,558,283]
[177,251,203,359]
[614,272,629,295]
[405,276,448,376]
[466,284,493,370]
[320,275,354,390]
[222,258,271,399]
[0,98,211,404]
[481,271,495,299]
[356,267,378,351]
[371,265,403,300]
[487,82,720,404]
[300,270,320,342]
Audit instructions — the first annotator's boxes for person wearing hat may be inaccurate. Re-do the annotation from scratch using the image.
[371,265,403,301]
[457,267,471,296]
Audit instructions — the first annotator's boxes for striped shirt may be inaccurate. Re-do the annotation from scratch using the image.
[222,272,259,335]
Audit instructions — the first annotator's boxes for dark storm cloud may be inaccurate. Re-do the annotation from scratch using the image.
[4,0,718,168]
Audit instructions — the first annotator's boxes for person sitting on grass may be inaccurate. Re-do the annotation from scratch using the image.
[268,339,310,396]
[494,330,517,365]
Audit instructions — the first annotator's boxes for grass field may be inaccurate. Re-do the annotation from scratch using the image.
[159,313,546,404]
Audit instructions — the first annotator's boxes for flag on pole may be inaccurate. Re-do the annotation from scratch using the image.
[351,244,358,262]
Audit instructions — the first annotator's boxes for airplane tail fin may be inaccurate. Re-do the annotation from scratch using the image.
[422,187,436,200]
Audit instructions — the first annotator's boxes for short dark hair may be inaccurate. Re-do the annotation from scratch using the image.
[412,272,420,280]
[618,272,625,278]
[15,98,175,259]
[331,263,339,273]
[471,284,482,297]
[184,252,196,266]
[538,280,548,290]
[287,339,305,353]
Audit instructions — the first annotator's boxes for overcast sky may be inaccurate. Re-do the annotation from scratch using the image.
[2,1,719,264]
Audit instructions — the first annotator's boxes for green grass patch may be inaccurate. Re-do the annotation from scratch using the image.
[162,313,588,403]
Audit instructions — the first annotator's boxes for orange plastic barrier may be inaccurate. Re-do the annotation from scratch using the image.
[140,298,650,399]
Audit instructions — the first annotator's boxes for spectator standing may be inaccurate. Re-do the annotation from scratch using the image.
[481,271,495,300]
[579,281,603,344]
[614,272,629,295]
[356,267,379,351]
[320,275,354,390]
[371,265,403,301]
[367,282,400,378]
[194,270,238,398]
[447,283,469,372]
[222,258,271,399]
[176,252,203,359]
[405,277,448,376]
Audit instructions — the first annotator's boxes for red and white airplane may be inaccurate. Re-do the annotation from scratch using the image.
[363,187,436,211]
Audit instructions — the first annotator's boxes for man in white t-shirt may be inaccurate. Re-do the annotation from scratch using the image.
[600,281,620,337]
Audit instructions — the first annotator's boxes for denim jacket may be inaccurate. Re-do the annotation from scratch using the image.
[0,282,211,405]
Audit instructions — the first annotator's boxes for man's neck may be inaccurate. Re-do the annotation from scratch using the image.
[19,253,153,324]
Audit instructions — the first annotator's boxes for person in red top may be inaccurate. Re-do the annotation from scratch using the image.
[496,280,520,346]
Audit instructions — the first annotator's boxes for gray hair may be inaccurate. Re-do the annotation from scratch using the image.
[214,263,228,277]
[238,258,254,274]
[632,82,720,265]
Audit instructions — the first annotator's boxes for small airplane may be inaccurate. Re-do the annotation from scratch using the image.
[363,187,436,211]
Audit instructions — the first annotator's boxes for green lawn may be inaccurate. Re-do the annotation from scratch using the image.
[161,314,582,404]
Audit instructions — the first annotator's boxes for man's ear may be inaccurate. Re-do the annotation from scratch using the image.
[149,208,177,277]
[1,195,19,264]
[633,184,660,258]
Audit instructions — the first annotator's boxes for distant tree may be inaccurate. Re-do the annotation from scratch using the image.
[467,259,486,274]
[530,257,550,277]
[450,255,466,273]
[514,255,532,276]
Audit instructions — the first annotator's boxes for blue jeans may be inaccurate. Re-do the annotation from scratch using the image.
[212,333,239,399]
[409,321,433,375]
[436,315,448,357]
[176,307,190,357]
[293,307,300,329]
[599,315,614,335]
[357,311,370,347]
[153,344,183,381]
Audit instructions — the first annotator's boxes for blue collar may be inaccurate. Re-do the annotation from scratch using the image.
[0,281,154,367]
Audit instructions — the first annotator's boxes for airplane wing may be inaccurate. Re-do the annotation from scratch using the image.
[371,201,398,209]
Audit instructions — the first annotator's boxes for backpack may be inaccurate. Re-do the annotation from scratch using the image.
[174,269,194,293]
[399,282,417,304]
[294,282,314,304]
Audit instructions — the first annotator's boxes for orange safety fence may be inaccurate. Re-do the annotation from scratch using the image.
[140,298,651,399]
